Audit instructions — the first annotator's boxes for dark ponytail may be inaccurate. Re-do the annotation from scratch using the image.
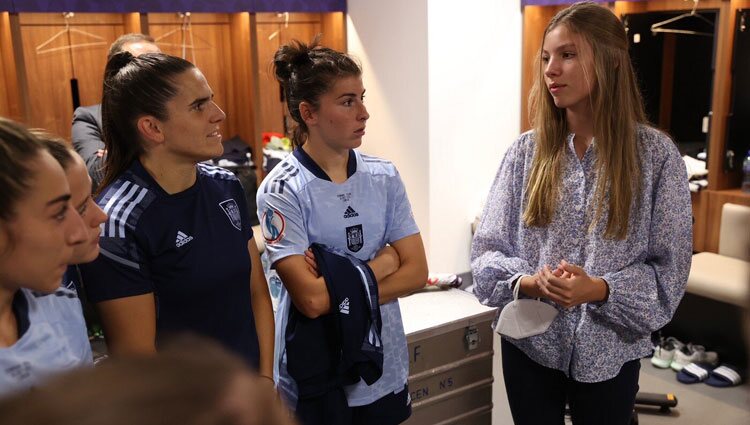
[99,52,195,192]
[273,35,362,149]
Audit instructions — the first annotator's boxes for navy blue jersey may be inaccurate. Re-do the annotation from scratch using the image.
[80,160,259,367]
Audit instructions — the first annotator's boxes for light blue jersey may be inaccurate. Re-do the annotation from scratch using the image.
[257,148,419,407]
[0,287,92,397]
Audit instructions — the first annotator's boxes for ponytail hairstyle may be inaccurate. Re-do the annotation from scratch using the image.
[99,52,195,192]
[273,35,362,148]
[525,1,646,239]
[0,118,45,222]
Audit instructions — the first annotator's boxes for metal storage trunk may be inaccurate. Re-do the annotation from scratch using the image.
[400,288,497,425]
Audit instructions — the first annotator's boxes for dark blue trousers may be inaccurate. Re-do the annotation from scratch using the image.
[501,338,640,425]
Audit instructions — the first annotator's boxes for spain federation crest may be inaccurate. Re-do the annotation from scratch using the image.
[346,224,363,252]
[219,199,242,231]
[261,208,285,244]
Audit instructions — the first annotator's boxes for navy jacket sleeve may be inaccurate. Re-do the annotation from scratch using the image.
[311,244,383,386]
[284,244,383,399]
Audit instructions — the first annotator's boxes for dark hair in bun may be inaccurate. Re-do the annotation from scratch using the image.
[273,35,361,148]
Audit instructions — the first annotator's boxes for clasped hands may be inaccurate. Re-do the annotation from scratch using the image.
[519,260,609,309]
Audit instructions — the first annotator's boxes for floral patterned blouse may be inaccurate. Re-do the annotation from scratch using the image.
[471,125,692,382]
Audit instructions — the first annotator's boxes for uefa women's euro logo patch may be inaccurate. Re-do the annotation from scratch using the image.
[219,199,242,231]
[262,208,285,244]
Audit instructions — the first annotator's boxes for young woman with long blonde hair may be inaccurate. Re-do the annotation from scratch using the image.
[471,2,692,424]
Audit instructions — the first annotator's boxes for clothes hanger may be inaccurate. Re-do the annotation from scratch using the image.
[153,12,195,60]
[154,12,213,64]
[35,12,105,109]
[651,0,714,37]
[268,12,290,41]
[35,12,107,55]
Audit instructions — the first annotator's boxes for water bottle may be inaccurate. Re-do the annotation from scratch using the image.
[743,150,750,193]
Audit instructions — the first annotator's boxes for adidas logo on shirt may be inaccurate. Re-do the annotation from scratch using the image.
[339,297,350,315]
[344,206,359,219]
[175,231,194,247]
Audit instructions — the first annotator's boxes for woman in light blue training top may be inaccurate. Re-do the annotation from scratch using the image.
[0,118,91,397]
[471,3,691,425]
[257,38,428,425]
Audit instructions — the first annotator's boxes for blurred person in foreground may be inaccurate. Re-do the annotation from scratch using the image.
[0,335,295,425]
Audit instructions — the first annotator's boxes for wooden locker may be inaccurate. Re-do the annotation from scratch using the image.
[16,13,126,139]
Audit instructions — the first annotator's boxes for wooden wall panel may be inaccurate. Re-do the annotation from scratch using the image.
[706,1,736,190]
[256,22,284,135]
[0,37,6,117]
[17,13,124,138]
[255,13,321,24]
[18,13,123,25]
[148,13,238,143]
[5,9,342,181]
[281,22,323,51]
[254,13,322,138]
[691,190,708,252]
[123,12,141,34]
[0,12,15,119]
[19,24,75,133]
[230,12,256,163]
[321,11,346,52]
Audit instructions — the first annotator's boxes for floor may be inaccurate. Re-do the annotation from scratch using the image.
[490,333,750,425]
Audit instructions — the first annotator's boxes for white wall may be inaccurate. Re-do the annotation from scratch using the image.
[427,1,521,272]
[348,0,522,273]
[347,0,431,254]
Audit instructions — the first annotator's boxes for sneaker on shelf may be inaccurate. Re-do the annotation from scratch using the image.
[651,337,685,369]
[670,343,719,372]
